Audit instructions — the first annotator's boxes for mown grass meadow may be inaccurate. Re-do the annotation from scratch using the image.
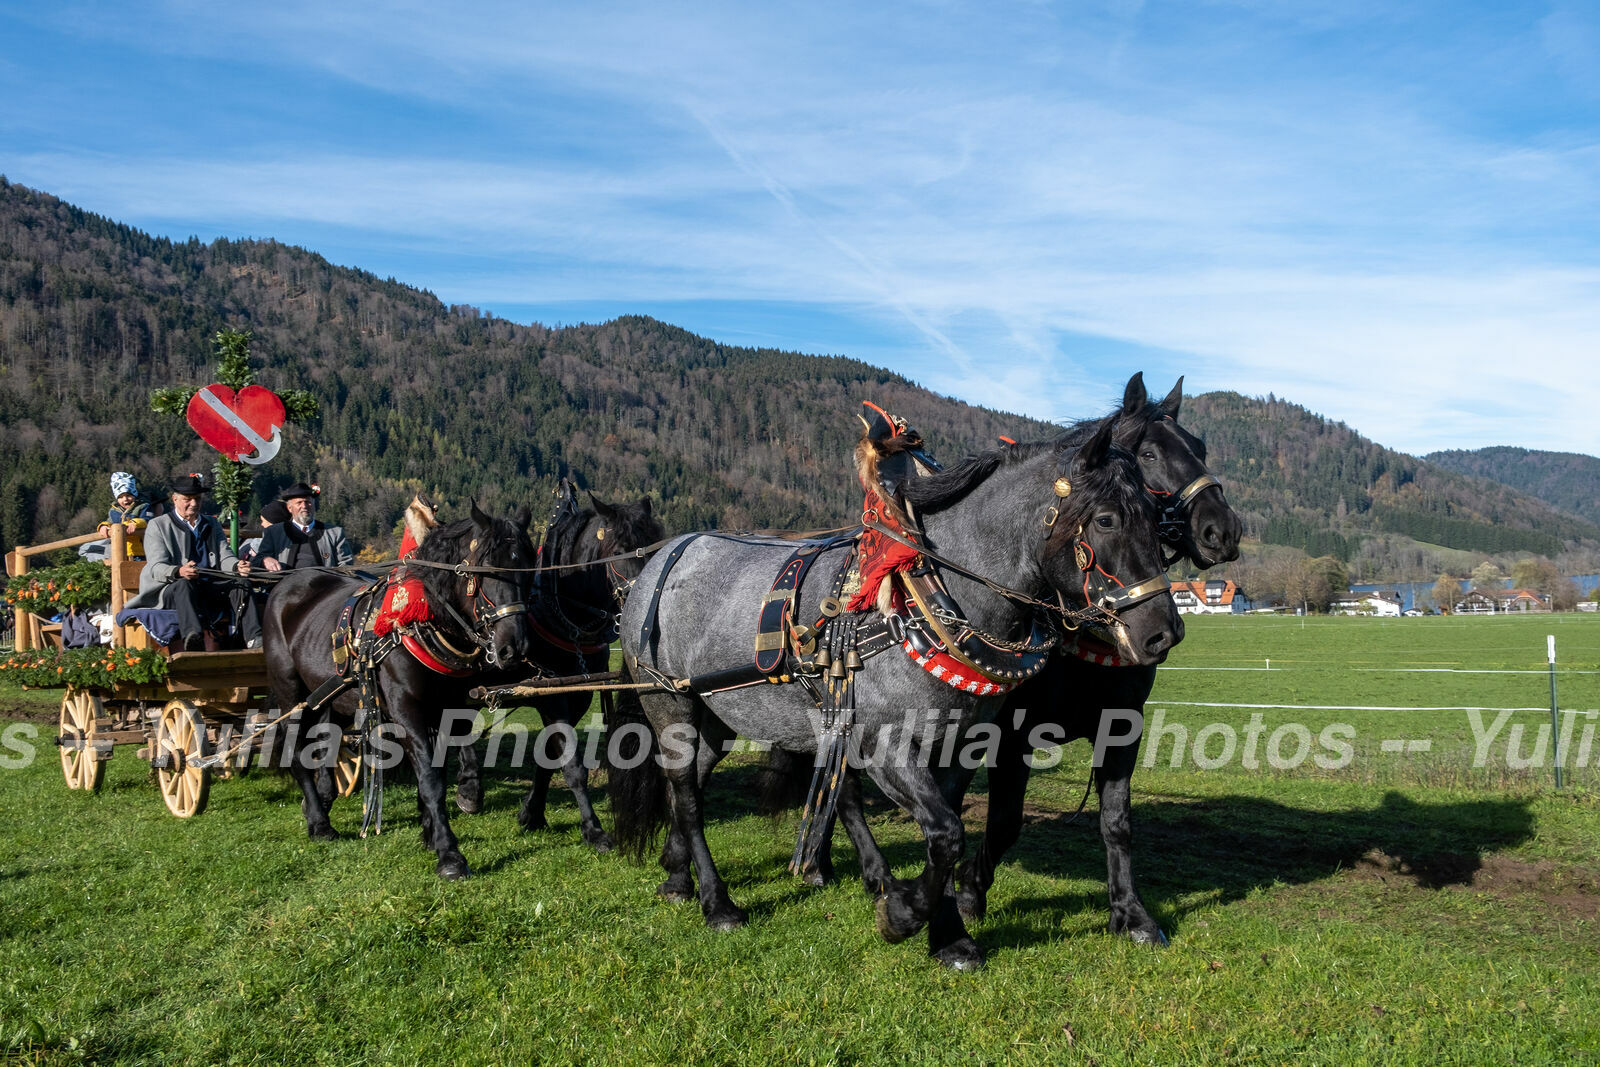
[1,613,1596,1064]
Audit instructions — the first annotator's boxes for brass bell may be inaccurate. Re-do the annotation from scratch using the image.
[829,658,848,679]
[814,647,833,670]
[845,650,864,671]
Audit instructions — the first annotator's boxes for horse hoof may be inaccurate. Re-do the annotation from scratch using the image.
[656,882,694,904]
[436,858,471,881]
[456,795,481,815]
[588,833,615,855]
[800,866,833,889]
[956,892,987,923]
[707,908,748,932]
[932,939,986,972]
[308,825,338,841]
[518,813,548,833]
[874,895,918,945]
[1128,926,1169,947]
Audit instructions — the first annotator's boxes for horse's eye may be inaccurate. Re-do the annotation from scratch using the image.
[1140,450,1157,463]
[1096,515,1115,530]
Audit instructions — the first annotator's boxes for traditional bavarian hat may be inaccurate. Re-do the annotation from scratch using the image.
[278,481,321,501]
[170,472,208,496]
[259,500,291,525]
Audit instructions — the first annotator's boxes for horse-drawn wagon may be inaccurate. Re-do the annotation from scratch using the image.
[5,523,357,817]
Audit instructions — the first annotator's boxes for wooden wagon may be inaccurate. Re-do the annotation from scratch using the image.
[6,524,358,816]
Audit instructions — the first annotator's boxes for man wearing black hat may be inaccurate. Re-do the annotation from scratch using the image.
[255,482,354,572]
[124,473,260,651]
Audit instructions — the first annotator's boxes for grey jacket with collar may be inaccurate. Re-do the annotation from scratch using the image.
[125,511,241,610]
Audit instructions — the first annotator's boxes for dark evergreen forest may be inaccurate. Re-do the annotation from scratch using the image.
[3,178,1597,583]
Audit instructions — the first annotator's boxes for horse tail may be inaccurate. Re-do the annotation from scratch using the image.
[603,674,668,861]
[756,746,811,818]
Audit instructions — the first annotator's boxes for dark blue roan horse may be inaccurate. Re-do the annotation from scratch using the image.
[263,503,535,879]
[610,419,1181,969]
[454,479,663,850]
[796,373,1242,946]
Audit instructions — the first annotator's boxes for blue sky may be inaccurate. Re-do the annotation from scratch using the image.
[3,1,1598,456]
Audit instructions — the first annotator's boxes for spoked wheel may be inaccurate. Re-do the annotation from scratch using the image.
[155,700,211,818]
[58,688,105,792]
[333,738,362,798]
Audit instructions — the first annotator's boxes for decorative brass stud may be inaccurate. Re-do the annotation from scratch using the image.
[1075,544,1090,571]
[596,528,606,540]
[1053,477,1073,499]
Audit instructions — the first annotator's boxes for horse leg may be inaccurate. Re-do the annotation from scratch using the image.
[801,769,896,897]
[393,705,470,880]
[517,766,555,831]
[555,695,614,852]
[454,724,483,815]
[956,725,1033,921]
[642,692,745,930]
[1098,739,1165,945]
[861,761,982,970]
[656,713,732,900]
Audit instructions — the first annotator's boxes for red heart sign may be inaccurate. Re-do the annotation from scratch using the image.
[186,384,287,464]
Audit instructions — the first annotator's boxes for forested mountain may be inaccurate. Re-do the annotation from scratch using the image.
[0,179,1054,555]
[1424,447,1600,529]
[3,178,1597,586]
[1180,394,1600,575]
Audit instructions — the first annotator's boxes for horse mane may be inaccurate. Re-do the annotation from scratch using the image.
[901,432,1155,536]
[410,513,530,608]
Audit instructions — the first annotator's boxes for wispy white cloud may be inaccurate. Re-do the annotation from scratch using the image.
[5,0,1599,454]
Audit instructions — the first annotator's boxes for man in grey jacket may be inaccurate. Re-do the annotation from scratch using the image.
[125,472,258,650]
[255,481,355,572]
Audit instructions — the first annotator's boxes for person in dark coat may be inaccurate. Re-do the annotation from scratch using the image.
[255,482,355,572]
[124,473,259,650]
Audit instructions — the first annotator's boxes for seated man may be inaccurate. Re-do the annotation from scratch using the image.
[255,481,355,572]
[124,472,259,650]
[239,500,291,564]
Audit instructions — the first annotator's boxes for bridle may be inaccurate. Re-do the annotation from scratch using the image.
[1042,471,1172,630]
[1138,415,1224,568]
[430,537,529,669]
[1149,472,1223,567]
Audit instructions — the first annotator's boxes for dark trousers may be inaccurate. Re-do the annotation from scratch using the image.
[160,578,261,645]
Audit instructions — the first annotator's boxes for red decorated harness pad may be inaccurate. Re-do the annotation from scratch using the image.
[901,639,1021,696]
[1062,630,1130,667]
[371,573,433,637]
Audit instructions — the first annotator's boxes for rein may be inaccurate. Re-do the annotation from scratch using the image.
[1149,472,1223,566]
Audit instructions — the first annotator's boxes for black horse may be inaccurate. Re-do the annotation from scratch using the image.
[796,373,1242,945]
[611,420,1180,969]
[464,479,663,850]
[262,503,535,880]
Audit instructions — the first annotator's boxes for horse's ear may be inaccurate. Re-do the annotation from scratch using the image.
[1158,376,1184,419]
[1076,418,1116,471]
[1121,372,1147,416]
[587,491,618,524]
[636,495,652,517]
[511,504,532,531]
[469,499,491,529]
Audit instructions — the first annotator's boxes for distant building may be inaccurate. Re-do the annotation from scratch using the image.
[1172,579,1238,614]
[1454,588,1550,614]
[1332,590,1402,616]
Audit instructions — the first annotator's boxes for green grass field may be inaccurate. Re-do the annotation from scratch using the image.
[1,614,1596,1064]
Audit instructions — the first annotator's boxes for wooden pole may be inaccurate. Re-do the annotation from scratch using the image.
[110,524,128,648]
[11,549,31,652]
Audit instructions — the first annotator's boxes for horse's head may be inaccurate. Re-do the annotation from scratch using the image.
[1045,420,1184,664]
[583,491,666,602]
[451,501,535,668]
[1110,372,1241,567]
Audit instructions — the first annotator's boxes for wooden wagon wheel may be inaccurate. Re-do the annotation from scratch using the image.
[58,688,105,792]
[154,699,211,818]
[333,738,362,798]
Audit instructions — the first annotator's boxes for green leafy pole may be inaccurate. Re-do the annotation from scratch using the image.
[151,329,319,549]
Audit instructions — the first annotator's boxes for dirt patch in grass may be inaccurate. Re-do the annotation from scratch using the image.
[1342,848,1600,922]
